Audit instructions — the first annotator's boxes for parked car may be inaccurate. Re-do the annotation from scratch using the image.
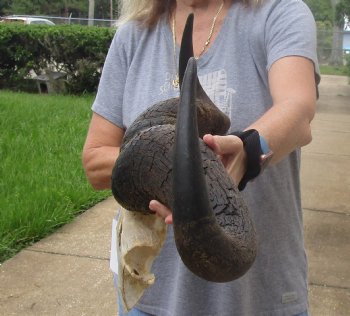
[0,16,55,25]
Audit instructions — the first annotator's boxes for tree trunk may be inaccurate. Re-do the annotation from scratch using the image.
[88,0,95,26]
[110,0,113,25]
[329,0,343,66]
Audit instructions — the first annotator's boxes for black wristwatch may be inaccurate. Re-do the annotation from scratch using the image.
[230,129,273,191]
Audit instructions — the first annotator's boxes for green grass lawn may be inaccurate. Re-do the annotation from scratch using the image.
[320,64,349,76]
[0,91,111,262]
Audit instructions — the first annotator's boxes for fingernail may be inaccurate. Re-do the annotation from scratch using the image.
[165,217,172,225]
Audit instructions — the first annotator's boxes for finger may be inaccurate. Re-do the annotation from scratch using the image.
[204,134,243,155]
[165,214,173,225]
[202,134,218,151]
[149,200,171,219]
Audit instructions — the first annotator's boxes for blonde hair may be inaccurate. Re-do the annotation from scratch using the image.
[117,0,264,27]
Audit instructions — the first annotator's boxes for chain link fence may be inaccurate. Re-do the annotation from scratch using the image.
[317,29,350,65]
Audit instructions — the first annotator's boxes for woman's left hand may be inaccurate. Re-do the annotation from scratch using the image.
[203,133,247,186]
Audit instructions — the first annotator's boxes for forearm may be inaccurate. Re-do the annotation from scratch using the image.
[82,112,125,191]
[248,97,315,165]
[82,146,120,190]
[249,56,317,164]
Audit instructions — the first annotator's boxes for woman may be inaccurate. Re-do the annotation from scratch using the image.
[82,0,320,315]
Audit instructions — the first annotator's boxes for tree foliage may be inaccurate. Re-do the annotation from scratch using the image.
[304,0,333,25]
[1,0,119,20]
[0,0,11,15]
[335,0,350,28]
[7,0,88,17]
[305,0,350,67]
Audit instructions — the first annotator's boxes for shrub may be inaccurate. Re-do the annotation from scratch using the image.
[0,24,115,94]
[0,24,49,88]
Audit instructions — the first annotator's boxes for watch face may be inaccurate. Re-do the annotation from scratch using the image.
[260,151,274,170]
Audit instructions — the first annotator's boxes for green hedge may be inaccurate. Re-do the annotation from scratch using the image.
[0,24,115,94]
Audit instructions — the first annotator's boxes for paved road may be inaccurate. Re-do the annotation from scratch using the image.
[0,75,349,315]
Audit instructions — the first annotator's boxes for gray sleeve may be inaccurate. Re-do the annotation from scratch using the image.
[91,28,128,129]
[265,0,320,80]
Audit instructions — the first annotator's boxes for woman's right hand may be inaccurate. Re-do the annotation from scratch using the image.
[149,200,173,225]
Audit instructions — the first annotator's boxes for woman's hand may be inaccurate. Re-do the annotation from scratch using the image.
[203,134,247,186]
[149,200,173,224]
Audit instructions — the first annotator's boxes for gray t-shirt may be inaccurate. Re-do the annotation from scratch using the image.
[93,0,319,315]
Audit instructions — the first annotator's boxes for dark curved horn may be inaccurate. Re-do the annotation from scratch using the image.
[173,58,211,221]
[173,58,256,282]
[179,14,194,89]
[111,14,256,283]
[179,14,214,105]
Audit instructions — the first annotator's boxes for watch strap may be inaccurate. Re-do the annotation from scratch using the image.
[230,129,263,191]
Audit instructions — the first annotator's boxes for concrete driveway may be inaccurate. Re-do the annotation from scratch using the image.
[0,75,349,315]
[301,75,350,315]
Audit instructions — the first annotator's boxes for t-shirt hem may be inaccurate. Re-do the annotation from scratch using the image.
[91,104,124,129]
[267,49,319,74]
[135,300,309,316]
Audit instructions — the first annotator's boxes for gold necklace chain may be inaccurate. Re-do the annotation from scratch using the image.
[172,16,180,88]
[195,1,225,58]
[171,1,225,89]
